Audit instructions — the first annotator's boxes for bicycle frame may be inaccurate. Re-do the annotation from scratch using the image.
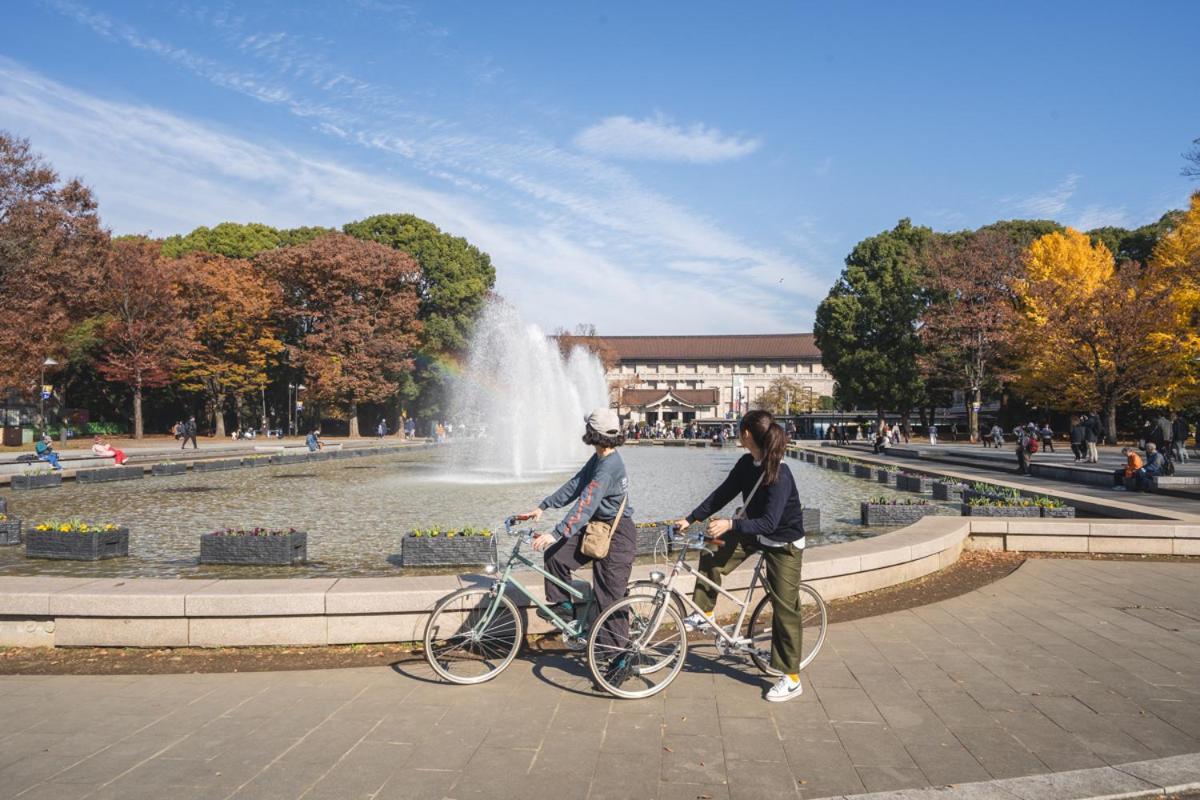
[475,521,592,636]
[641,534,768,652]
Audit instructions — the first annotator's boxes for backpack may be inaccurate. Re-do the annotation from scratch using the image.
[1163,457,1176,476]
[1027,437,1038,454]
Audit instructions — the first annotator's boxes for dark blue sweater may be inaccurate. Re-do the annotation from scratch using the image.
[686,454,805,546]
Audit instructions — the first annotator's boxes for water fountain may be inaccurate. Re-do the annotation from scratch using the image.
[447,301,609,481]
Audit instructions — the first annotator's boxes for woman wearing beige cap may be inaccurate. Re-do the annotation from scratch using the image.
[518,407,636,661]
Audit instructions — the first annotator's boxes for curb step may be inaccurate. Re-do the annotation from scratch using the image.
[816,753,1200,800]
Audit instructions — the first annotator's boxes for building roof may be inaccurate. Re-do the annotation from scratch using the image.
[590,333,819,362]
[621,388,720,408]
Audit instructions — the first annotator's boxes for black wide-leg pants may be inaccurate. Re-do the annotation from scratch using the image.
[543,516,637,651]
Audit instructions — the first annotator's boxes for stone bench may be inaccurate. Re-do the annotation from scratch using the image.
[252,443,343,454]
[1027,462,1116,487]
[1151,475,1200,489]
[0,455,116,476]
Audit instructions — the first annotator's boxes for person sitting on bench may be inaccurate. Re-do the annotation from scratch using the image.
[34,435,62,470]
[1112,447,1142,491]
[91,435,128,465]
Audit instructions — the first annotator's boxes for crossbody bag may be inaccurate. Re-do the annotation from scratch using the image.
[580,493,628,559]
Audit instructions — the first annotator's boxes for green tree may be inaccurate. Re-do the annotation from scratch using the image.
[813,219,931,428]
[255,233,423,437]
[343,214,496,419]
[1087,213,1183,265]
[279,226,336,247]
[977,219,1063,249]
[162,222,282,259]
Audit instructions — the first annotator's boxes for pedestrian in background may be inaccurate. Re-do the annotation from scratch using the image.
[1172,413,1190,463]
[1084,413,1101,463]
[1070,415,1087,462]
[1039,421,1054,453]
[180,416,198,450]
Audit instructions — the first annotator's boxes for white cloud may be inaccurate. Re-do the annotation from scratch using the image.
[573,115,760,163]
[1072,205,1130,230]
[36,3,827,318]
[1006,174,1079,218]
[0,59,808,334]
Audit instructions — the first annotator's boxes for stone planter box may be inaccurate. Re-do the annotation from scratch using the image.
[308,451,334,462]
[960,504,1041,518]
[933,482,966,501]
[1041,506,1076,518]
[270,453,310,466]
[876,469,896,485]
[664,440,686,447]
[241,457,271,468]
[26,526,129,560]
[0,519,21,546]
[195,458,242,473]
[802,507,821,533]
[960,488,1008,505]
[76,466,143,484]
[151,462,187,477]
[895,475,933,493]
[11,473,62,490]
[0,497,5,514]
[860,503,938,526]
[401,535,497,567]
[200,531,307,565]
[853,464,873,480]
[804,452,816,463]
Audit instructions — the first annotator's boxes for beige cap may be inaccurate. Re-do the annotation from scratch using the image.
[584,407,620,436]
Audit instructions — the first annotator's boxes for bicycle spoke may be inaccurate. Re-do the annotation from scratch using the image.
[589,595,687,699]
[425,589,523,683]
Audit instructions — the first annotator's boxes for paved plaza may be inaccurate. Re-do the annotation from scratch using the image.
[1,558,1198,799]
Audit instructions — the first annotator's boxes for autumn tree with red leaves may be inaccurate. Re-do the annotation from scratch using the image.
[919,230,1023,442]
[174,253,286,437]
[0,132,108,405]
[95,238,193,438]
[256,233,422,437]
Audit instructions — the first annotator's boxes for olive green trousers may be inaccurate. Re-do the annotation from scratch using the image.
[692,531,804,674]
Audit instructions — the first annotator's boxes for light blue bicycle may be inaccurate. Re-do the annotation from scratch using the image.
[423,516,686,688]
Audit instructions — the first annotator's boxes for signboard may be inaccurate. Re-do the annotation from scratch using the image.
[41,384,52,400]
[295,401,304,411]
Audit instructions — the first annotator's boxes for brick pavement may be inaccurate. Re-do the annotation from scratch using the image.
[0,558,1197,800]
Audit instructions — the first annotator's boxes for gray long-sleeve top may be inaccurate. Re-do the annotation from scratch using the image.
[539,451,632,540]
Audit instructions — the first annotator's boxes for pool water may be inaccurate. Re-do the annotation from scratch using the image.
[0,446,956,578]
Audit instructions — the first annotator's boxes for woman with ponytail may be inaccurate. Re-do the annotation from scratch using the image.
[671,409,807,702]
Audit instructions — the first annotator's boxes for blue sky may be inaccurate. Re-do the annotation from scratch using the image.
[2,1,1197,335]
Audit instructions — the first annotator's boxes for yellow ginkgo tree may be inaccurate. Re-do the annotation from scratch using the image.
[1014,228,1186,442]
[1148,191,1200,408]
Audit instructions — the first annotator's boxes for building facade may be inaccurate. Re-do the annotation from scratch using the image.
[589,334,835,424]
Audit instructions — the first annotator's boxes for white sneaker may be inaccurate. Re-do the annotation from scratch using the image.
[766,674,803,702]
[683,612,713,632]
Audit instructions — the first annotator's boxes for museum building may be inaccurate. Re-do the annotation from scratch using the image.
[587,333,835,425]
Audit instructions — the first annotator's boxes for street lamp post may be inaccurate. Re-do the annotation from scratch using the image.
[39,357,58,434]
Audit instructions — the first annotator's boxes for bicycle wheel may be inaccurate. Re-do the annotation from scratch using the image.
[588,594,688,699]
[746,582,827,676]
[424,587,524,684]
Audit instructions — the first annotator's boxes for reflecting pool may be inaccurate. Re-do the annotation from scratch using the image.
[0,446,957,578]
